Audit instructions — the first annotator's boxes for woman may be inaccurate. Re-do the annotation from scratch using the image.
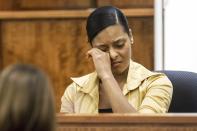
[60,6,173,113]
[0,64,55,131]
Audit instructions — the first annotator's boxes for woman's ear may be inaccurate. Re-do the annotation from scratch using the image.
[129,28,134,44]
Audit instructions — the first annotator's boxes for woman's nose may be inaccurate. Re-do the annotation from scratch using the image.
[109,48,118,60]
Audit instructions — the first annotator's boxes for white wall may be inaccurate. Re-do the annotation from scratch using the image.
[164,0,197,73]
[154,0,164,70]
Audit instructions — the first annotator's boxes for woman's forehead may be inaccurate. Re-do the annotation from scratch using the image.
[92,24,128,44]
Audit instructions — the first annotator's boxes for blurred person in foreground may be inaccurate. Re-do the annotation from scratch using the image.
[0,64,55,131]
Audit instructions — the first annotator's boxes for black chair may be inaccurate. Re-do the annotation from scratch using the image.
[159,70,197,112]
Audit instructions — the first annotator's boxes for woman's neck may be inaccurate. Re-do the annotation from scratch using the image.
[114,67,129,88]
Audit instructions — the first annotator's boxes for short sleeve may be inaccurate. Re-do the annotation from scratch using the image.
[60,83,76,113]
[139,75,173,113]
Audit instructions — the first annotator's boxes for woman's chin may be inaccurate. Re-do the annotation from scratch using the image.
[112,69,123,76]
[112,65,129,76]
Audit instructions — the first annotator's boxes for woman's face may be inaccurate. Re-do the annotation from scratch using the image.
[92,24,132,75]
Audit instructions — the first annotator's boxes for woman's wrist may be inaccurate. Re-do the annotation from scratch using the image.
[100,72,114,81]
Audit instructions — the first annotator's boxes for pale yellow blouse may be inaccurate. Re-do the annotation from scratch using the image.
[60,60,173,113]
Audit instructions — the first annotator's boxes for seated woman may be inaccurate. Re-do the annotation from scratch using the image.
[0,64,55,131]
[60,6,173,113]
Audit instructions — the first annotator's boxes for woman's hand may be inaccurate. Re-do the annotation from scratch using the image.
[87,48,113,80]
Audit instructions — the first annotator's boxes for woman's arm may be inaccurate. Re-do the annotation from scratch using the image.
[100,75,137,113]
[60,83,75,113]
[138,75,173,113]
[87,48,137,113]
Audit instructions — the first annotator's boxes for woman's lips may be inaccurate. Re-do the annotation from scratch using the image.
[112,61,121,67]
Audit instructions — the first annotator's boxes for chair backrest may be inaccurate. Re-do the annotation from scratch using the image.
[160,70,197,112]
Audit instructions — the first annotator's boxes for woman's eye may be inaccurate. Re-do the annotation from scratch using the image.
[99,48,107,52]
[115,42,125,48]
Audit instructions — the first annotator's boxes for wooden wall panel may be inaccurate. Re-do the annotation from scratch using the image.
[97,0,154,8]
[19,0,94,10]
[0,0,95,10]
[129,17,154,70]
[0,22,2,70]
[0,16,153,111]
[0,0,154,111]
[0,0,13,10]
[1,19,94,111]
[0,0,154,10]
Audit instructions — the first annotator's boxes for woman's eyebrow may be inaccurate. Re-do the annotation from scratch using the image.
[112,36,126,43]
[113,38,125,44]
[95,44,107,48]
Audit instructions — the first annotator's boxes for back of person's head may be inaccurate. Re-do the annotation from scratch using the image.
[86,6,131,44]
[0,64,55,131]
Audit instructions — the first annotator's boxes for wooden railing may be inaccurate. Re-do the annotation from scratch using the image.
[56,113,197,131]
[0,8,153,19]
